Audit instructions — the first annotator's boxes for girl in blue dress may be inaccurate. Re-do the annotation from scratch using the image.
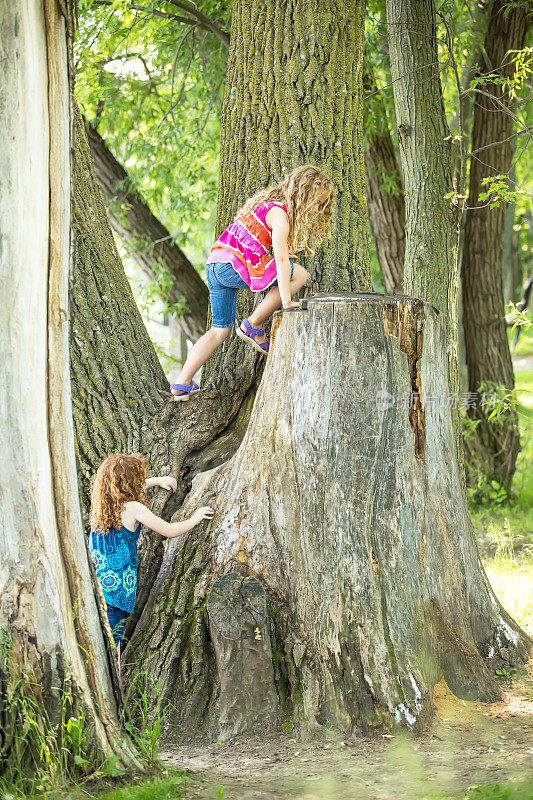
[88,453,213,649]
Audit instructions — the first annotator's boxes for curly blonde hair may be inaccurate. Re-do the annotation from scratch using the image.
[90,453,147,534]
[236,165,334,255]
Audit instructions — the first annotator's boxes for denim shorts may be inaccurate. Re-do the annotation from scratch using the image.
[206,260,295,328]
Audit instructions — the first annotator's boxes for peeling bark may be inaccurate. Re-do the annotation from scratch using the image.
[127,295,530,741]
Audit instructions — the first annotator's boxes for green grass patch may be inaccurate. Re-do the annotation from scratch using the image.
[1,771,189,800]
[485,551,533,636]
[462,778,533,800]
[469,354,533,642]
[92,773,188,800]
[470,367,533,548]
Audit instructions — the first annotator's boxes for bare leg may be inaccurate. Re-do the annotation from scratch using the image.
[244,263,308,343]
[171,326,232,394]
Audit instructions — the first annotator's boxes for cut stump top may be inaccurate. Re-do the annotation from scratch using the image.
[274,292,440,316]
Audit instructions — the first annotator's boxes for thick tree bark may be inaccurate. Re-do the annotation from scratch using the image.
[216,1,369,288]
[0,0,138,772]
[205,0,371,387]
[127,295,530,741]
[461,0,528,488]
[364,71,405,295]
[85,119,209,342]
[386,0,461,391]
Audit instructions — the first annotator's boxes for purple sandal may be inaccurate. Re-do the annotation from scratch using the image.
[170,380,199,401]
[235,318,269,355]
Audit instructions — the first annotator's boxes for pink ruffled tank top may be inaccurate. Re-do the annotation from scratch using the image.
[206,201,289,292]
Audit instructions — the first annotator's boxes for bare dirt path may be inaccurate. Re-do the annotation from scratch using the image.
[160,677,533,800]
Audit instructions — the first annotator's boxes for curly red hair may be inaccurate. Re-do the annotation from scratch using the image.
[90,453,147,534]
[237,165,335,255]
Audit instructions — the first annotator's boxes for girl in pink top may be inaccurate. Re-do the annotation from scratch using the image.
[170,165,334,399]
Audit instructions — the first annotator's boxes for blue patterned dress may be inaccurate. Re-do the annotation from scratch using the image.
[88,523,141,613]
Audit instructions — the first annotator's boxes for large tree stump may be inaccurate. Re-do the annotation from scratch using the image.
[127,294,530,741]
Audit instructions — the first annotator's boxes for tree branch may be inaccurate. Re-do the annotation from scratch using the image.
[165,0,230,46]
[91,0,230,46]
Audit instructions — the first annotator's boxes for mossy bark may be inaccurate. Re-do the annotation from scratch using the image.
[205,0,371,388]
[461,0,528,488]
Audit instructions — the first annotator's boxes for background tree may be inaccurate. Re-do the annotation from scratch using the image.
[0,0,138,777]
[461,0,531,490]
[86,118,209,341]
[385,0,461,390]
[363,69,405,295]
[75,0,230,268]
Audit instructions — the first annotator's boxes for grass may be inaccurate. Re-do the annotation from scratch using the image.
[485,542,533,636]
[97,777,186,800]
[462,780,533,800]
[1,772,189,800]
[467,325,533,638]
[469,366,533,548]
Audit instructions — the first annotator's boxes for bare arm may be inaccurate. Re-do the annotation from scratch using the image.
[128,502,214,538]
[145,475,177,492]
[266,206,293,308]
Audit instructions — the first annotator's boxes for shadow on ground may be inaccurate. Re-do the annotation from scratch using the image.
[161,675,533,800]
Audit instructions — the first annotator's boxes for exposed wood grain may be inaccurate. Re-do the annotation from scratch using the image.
[207,573,279,738]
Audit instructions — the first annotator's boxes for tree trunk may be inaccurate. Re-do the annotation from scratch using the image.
[121,0,384,701]
[0,0,138,774]
[85,119,209,342]
[386,0,460,391]
[204,0,371,387]
[216,0,369,289]
[364,71,405,295]
[127,295,530,741]
[461,0,528,488]
[502,201,522,305]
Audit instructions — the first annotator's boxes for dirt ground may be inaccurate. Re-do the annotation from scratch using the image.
[161,676,533,800]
